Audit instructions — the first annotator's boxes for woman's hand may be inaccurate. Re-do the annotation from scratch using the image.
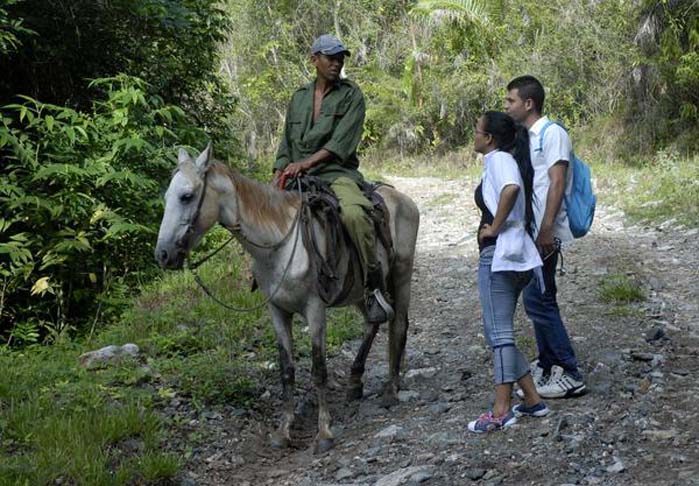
[478,224,497,244]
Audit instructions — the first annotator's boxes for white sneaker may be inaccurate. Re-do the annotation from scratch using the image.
[537,365,586,399]
[515,360,548,399]
[530,360,547,386]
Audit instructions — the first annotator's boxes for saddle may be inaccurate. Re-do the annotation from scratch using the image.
[283,175,394,306]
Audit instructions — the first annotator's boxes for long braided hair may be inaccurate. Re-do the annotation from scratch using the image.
[482,111,535,236]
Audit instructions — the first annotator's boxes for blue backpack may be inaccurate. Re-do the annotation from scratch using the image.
[539,121,596,238]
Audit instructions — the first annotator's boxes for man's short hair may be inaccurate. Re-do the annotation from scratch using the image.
[507,75,545,114]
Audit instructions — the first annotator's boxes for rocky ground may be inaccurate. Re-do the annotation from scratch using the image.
[176,175,699,486]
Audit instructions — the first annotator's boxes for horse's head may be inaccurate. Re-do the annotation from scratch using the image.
[155,144,220,269]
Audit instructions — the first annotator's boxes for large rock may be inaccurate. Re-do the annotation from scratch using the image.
[375,466,434,486]
[374,424,405,442]
[405,367,438,380]
[606,457,626,473]
[79,343,140,368]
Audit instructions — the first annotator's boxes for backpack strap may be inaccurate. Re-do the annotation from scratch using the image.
[535,120,555,153]
[536,120,574,156]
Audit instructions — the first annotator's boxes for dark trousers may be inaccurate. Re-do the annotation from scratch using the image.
[522,250,581,379]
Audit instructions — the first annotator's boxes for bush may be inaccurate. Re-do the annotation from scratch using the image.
[222,0,645,158]
[627,0,699,153]
[0,75,208,340]
[0,0,231,110]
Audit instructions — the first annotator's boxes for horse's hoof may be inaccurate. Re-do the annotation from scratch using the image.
[314,438,335,455]
[380,391,400,409]
[270,432,291,449]
[346,384,363,401]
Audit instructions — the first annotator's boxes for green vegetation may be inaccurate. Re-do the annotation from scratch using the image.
[0,0,235,141]
[599,274,646,304]
[0,341,174,485]
[224,0,641,158]
[1,0,239,339]
[597,271,646,319]
[426,193,458,208]
[363,147,481,181]
[0,77,210,342]
[591,151,699,228]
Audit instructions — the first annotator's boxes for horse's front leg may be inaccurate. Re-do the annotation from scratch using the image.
[268,303,295,449]
[305,301,334,454]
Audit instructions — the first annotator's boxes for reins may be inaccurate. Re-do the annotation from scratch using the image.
[186,174,305,313]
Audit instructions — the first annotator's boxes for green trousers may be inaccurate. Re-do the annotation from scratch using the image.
[330,176,377,279]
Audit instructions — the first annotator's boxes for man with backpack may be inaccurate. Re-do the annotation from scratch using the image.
[505,75,587,398]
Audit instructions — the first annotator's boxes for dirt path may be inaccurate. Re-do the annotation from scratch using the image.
[180,175,699,486]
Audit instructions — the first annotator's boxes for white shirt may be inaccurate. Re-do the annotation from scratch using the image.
[528,116,574,243]
[481,150,543,273]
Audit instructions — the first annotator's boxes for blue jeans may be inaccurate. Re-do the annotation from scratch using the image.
[478,246,531,385]
[522,250,581,379]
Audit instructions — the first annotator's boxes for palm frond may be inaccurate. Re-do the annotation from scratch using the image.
[409,0,490,27]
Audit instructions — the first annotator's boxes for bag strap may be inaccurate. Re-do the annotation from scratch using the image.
[536,120,555,153]
[537,120,577,159]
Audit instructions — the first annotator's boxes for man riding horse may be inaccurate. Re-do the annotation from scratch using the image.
[272,34,393,325]
[155,34,419,452]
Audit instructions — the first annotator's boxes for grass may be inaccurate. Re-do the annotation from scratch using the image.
[0,347,173,485]
[362,146,482,181]
[361,128,699,229]
[605,305,646,319]
[515,334,537,358]
[598,274,646,304]
[425,192,458,208]
[0,226,363,484]
[598,272,646,319]
[589,150,699,228]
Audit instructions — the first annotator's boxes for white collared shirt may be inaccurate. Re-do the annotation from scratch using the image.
[481,150,543,273]
[528,116,574,243]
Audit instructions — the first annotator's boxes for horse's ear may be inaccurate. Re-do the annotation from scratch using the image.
[194,142,213,175]
[178,148,191,165]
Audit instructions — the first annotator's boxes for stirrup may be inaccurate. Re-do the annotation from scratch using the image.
[367,289,395,323]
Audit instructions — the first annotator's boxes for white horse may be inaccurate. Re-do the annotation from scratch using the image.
[155,145,419,453]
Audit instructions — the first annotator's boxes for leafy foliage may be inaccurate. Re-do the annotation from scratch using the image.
[1,0,698,339]
[627,0,699,152]
[0,0,231,108]
[593,149,699,228]
[0,76,206,338]
[0,343,177,485]
[222,0,642,157]
[0,0,241,337]
[0,241,364,482]
[0,0,33,55]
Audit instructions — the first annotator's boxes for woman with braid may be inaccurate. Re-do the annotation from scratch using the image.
[467,111,551,433]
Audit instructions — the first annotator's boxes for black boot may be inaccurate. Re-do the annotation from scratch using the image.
[365,265,394,324]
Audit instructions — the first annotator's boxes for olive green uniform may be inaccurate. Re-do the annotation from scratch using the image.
[274,79,377,276]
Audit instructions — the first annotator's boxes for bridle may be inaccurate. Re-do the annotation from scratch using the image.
[176,167,211,254]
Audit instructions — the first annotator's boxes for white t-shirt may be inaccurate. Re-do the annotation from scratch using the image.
[528,116,574,243]
[481,150,543,273]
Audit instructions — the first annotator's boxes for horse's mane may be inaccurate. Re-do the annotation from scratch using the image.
[211,162,301,234]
